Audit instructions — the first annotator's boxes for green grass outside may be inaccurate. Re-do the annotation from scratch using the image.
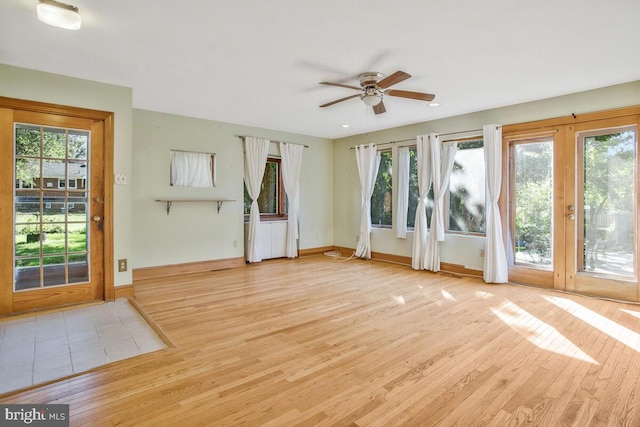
[15,232,88,267]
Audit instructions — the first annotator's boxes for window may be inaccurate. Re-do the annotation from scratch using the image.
[243,157,287,218]
[371,150,392,227]
[58,179,66,188]
[448,140,485,233]
[15,179,34,189]
[67,179,77,189]
[407,146,434,228]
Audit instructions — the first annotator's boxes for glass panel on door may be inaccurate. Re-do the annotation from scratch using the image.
[510,137,554,270]
[14,123,90,291]
[577,128,636,278]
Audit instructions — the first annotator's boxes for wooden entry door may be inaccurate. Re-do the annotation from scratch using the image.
[0,102,111,315]
[504,113,640,301]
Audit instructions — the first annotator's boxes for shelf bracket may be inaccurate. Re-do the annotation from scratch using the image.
[165,201,172,215]
[217,201,224,213]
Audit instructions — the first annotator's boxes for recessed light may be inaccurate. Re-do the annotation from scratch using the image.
[341,124,350,128]
[428,102,441,107]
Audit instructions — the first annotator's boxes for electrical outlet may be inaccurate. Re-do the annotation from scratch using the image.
[479,248,485,258]
[118,258,128,272]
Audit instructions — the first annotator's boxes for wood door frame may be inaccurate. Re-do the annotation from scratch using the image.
[503,129,561,289]
[0,96,115,307]
[501,105,640,300]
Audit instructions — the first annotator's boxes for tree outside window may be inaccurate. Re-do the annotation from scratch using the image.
[371,150,392,227]
[243,157,287,218]
[448,140,485,233]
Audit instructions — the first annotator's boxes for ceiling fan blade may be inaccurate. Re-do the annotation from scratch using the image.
[319,94,360,108]
[373,100,386,115]
[386,89,435,102]
[377,71,411,89]
[319,82,361,91]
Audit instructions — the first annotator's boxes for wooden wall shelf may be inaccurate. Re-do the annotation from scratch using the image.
[155,199,235,215]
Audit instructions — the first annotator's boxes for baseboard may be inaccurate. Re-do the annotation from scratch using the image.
[298,246,335,257]
[371,250,412,266]
[440,262,483,278]
[114,284,135,299]
[132,257,246,281]
[330,246,483,277]
[333,246,357,257]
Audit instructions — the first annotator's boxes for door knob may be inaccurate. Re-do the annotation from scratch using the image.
[567,214,575,220]
[92,216,102,222]
[568,205,575,212]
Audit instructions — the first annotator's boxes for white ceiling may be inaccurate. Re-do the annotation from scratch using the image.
[2,1,640,139]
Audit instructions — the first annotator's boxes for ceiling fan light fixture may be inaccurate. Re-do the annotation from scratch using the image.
[361,93,382,107]
[37,0,81,30]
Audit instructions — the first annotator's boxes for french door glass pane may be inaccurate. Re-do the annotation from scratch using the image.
[512,139,553,269]
[580,130,636,277]
[14,123,90,291]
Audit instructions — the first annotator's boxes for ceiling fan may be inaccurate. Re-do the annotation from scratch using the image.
[319,70,435,114]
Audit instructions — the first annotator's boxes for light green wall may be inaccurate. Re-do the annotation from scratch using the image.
[132,109,334,269]
[3,61,639,278]
[333,80,640,270]
[0,64,134,286]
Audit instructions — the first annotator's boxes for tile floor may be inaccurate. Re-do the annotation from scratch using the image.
[0,299,167,395]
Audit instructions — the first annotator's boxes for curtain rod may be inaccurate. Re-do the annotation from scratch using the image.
[503,129,559,141]
[237,135,309,148]
[170,149,216,155]
[348,126,500,150]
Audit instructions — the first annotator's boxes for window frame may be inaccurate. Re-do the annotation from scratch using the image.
[445,138,486,236]
[243,156,287,221]
[371,149,393,229]
[404,144,435,231]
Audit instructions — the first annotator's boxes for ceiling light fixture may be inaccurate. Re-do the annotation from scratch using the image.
[428,102,441,107]
[361,93,382,107]
[37,0,81,30]
[341,124,350,128]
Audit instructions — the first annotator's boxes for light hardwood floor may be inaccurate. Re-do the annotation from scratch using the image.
[3,256,640,426]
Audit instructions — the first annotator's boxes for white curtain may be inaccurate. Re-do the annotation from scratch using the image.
[412,134,434,270]
[395,146,410,239]
[355,144,381,259]
[170,151,213,187]
[243,137,270,263]
[483,124,508,283]
[425,139,458,271]
[280,142,304,258]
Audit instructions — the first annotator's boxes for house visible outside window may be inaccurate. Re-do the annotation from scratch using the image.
[15,179,34,189]
[448,139,485,233]
[243,157,287,219]
[371,150,392,227]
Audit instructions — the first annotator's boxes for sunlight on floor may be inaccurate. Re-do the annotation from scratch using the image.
[492,299,598,364]
[621,308,640,320]
[475,291,494,299]
[544,295,640,353]
[441,289,456,301]
[392,295,406,305]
